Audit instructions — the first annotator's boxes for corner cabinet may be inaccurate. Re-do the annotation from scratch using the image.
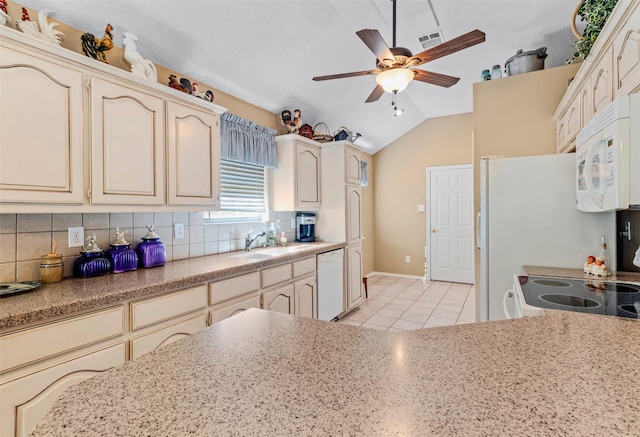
[0,26,226,213]
[271,135,321,211]
[0,38,84,205]
[554,0,640,152]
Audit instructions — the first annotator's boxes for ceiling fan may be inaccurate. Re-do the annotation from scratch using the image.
[312,0,486,103]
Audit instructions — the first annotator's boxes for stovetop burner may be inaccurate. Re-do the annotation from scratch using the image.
[518,276,640,319]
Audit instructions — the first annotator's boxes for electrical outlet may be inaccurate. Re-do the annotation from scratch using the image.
[174,223,185,239]
[68,226,84,248]
[405,256,411,263]
[275,219,281,229]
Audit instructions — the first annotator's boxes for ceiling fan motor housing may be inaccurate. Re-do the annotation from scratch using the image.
[377,46,413,69]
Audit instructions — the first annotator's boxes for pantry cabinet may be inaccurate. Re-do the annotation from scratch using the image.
[0,26,225,212]
[555,0,640,152]
[89,76,165,205]
[0,41,84,205]
[346,245,365,309]
[271,135,321,211]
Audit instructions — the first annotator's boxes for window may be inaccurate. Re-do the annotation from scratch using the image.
[204,159,267,222]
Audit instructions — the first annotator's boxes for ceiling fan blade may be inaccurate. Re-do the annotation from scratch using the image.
[313,70,379,81]
[356,29,395,62]
[365,84,385,103]
[408,29,486,66]
[413,70,460,88]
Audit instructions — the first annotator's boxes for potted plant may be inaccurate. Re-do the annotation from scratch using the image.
[568,0,619,63]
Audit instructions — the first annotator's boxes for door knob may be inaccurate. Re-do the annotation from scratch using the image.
[432,229,437,233]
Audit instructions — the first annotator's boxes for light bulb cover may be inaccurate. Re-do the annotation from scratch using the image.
[376,68,414,93]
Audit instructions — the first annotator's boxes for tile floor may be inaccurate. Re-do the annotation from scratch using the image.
[337,274,476,331]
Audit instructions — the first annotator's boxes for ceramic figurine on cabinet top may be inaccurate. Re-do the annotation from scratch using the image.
[281,109,301,134]
[73,233,111,278]
[81,23,114,63]
[16,7,63,45]
[123,32,157,82]
[0,0,10,26]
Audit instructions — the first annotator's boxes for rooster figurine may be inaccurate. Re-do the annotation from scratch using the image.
[81,23,114,63]
[16,7,63,45]
[123,32,157,81]
[280,109,302,134]
[0,0,10,27]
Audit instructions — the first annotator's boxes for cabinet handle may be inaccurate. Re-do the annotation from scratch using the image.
[431,229,437,233]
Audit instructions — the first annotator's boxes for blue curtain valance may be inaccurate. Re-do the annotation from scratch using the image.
[220,112,277,168]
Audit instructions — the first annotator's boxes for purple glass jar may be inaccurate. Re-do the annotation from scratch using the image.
[105,228,138,273]
[73,233,111,278]
[136,225,166,268]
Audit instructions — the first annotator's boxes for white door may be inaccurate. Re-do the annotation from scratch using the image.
[427,165,474,283]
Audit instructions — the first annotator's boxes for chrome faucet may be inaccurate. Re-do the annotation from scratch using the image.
[245,227,266,251]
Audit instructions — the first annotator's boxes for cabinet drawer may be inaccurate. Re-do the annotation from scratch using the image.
[0,343,125,437]
[261,263,292,288]
[293,257,316,278]
[209,271,260,305]
[130,314,206,360]
[210,294,261,324]
[0,307,124,373]
[130,285,207,331]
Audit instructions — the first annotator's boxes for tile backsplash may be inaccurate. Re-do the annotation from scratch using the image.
[0,212,296,282]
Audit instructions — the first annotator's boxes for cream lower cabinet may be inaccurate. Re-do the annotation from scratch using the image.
[130,314,207,360]
[272,135,321,211]
[166,100,220,206]
[263,284,295,315]
[210,293,262,324]
[346,244,365,310]
[89,76,165,205]
[294,275,316,318]
[0,39,84,205]
[209,272,262,324]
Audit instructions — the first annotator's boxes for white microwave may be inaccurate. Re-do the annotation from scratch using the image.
[576,93,640,212]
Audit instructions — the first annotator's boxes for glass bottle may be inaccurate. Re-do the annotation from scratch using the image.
[73,233,111,278]
[105,227,138,273]
[136,224,167,268]
[481,69,491,81]
[491,65,502,80]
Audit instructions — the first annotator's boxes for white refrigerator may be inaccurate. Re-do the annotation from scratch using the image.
[479,154,617,321]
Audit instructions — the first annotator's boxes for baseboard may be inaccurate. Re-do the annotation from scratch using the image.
[366,271,426,280]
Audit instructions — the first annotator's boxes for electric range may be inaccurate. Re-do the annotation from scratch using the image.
[512,275,640,319]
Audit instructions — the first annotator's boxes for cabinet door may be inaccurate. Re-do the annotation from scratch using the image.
[210,294,261,324]
[346,185,362,244]
[0,45,84,204]
[294,276,316,319]
[263,284,294,315]
[130,314,206,360]
[344,146,362,185]
[590,47,614,117]
[89,76,165,205]
[579,79,591,130]
[295,142,321,209]
[346,245,364,310]
[0,343,125,437]
[166,101,220,206]
[614,8,640,96]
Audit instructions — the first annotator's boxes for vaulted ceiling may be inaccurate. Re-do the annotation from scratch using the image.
[18,0,580,153]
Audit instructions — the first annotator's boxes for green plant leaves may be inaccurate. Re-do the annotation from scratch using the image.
[567,0,619,64]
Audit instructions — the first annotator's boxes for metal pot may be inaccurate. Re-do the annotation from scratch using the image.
[505,47,547,76]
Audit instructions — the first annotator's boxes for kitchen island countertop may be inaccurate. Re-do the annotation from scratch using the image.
[32,308,640,436]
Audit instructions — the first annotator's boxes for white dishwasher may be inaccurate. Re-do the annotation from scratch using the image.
[317,249,344,321]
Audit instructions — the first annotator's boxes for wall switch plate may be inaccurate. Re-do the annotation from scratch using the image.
[68,226,84,248]
[275,219,281,229]
[417,204,426,213]
[405,256,411,263]
[291,218,296,228]
[174,223,185,239]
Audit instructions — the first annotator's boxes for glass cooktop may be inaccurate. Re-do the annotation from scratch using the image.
[517,276,640,319]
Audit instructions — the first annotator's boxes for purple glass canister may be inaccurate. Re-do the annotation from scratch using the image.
[105,227,138,273]
[136,224,166,268]
[73,233,112,278]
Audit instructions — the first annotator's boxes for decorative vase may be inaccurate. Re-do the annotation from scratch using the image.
[73,233,111,278]
[105,228,138,273]
[136,225,166,268]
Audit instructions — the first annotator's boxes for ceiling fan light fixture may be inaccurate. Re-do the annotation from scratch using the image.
[375,68,414,93]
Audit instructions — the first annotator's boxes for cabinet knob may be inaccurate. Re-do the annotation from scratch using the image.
[432,229,437,233]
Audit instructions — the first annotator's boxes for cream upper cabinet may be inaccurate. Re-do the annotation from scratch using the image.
[0,41,84,205]
[590,47,614,116]
[346,244,364,310]
[89,76,165,205]
[614,2,640,96]
[272,135,321,211]
[166,100,220,206]
[294,276,316,319]
[346,185,363,245]
[344,146,362,185]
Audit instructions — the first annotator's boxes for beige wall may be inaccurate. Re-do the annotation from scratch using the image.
[372,113,473,276]
[361,153,374,275]
[471,64,581,304]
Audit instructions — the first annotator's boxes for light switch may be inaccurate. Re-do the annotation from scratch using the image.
[417,204,426,213]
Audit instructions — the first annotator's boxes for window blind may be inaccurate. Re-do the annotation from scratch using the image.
[220,159,265,212]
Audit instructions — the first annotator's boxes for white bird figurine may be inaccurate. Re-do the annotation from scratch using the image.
[123,32,157,82]
[17,8,63,46]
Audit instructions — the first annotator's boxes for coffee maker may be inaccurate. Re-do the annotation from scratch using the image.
[295,212,316,242]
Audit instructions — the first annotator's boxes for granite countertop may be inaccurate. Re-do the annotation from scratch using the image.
[32,308,640,436]
[523,265,640,283]
[0,242,344,330]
